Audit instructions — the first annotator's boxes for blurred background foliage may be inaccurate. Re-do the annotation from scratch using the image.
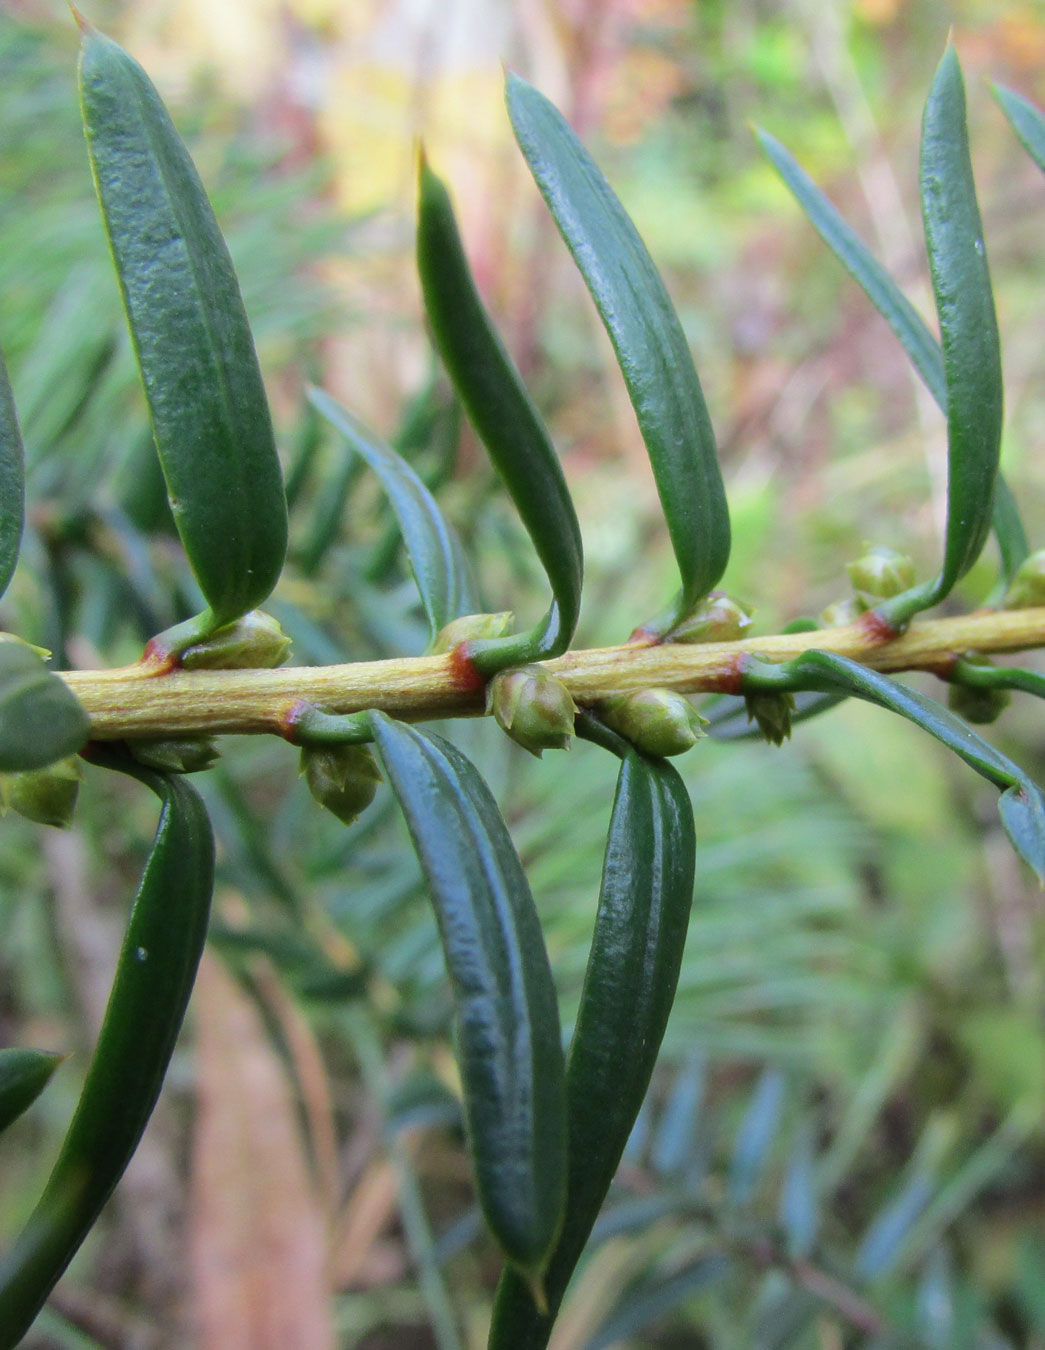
[3,0,1045,1346]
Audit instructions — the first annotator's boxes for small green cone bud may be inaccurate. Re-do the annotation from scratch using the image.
[846,546,916,603]
[1003,550,1045,609]
[667,593,753,644]
[819,596,866,627]
[1,756,83,828]
[745,692,796,746]
[129,736,220,774]
[947,657,1011,725]
[948,681,1011,725]
[180,610,291,670]
[600,689,707,757]
[431,612,514,654]
[300,743,382,826]
[487,665,576,758]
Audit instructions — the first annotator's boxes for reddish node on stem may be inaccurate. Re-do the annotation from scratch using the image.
[625,625,663,646]
[278,700,310,742]
[448,642,485,695]
[139,638,181,675]
[857,607,901,644]
[705,654,746,696]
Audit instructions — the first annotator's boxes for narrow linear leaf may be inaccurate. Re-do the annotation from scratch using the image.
[416,159,582,675]
[0,347,25,600]
[993,83,1045,177]
[914,45,1003,610]
[758,108,1024,590]
[307,387,478,644]
[754,126,946,406]
[508,73,729,627]
[369,713,567,1282]
[776,651,1045,879]
[78,24,287,628]
[0,760,214,1347]
[0,1050,65,1136]
[489,745,696,1348]
[0,643,89,772]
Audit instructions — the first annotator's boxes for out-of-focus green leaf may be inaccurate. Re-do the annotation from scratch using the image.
[0,1049,64,1135]
[0,758,214,1345]
[0,346,25,600]
[307,388,478,645]
[369,712,567,1286]
[856,1173,934,1282]
[727,1068,786,1207]
[508,73,729,631]
[993,83,1045,177]
[79,24,287,631]
[779,1123,819,1259]
[0,643,89,772]
[416,158,582,676]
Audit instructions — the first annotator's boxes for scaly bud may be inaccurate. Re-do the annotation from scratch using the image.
[846,546,916,603]
[599,689,707,757]
[1003,550,1045,610]
[300,743,382,826]
[667,593,753,644]
[487,665,576,758]
[1,756,83,828]
[745,691,796,746]
[180,610,291,670]
[129,736,220,774]
[431,612,514,654]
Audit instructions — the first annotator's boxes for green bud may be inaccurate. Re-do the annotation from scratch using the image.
[667,593,753,644]
[1,756,83,828]
[947,656,1011,725]
[128,736,220,774]
[947,681,1011,725]
[430,612,514,654]
[180,610,291,670]
[1003,549,1045,609]
[300,743,382,826]
[846,546,916,602]
[487,665,576,758]
[744,691,796,746]
[599,689,708,757]
[819,596,866,628]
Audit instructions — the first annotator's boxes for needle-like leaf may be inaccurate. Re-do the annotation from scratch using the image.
[308,388,479,646]
[79,24,287,632]
[507,73,730,633]
[370,713,567,1287]
[416,158,582,676]
[992,83,1045,177]
[0,347,25,601]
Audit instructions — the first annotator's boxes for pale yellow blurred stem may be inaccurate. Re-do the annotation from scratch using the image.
[59,607,1045,742]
